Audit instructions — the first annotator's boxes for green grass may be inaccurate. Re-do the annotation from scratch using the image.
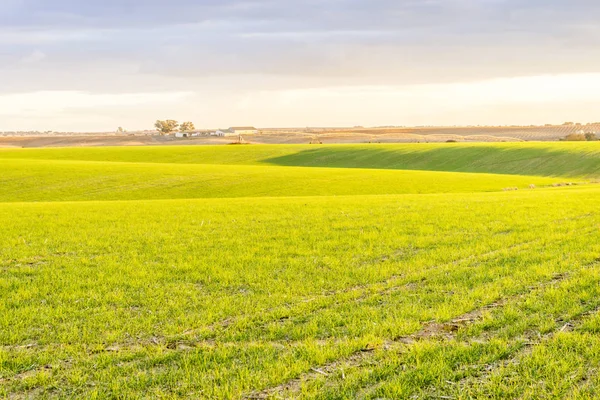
[1,143,600,399]
[0,158,559,202]
[2,142,600,177]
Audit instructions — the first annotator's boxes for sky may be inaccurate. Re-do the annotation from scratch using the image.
[1,0,600,131]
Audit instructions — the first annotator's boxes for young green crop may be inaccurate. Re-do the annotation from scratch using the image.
[1,143,600,399]
[2,142,600,177]
[0,158,559,202]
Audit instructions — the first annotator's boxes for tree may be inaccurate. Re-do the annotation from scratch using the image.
[154,120,179,135]
[585,132,598,141]
[116,127,126,134]
[180,121,195,132]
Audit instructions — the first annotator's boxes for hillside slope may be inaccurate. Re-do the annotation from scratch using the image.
[0,158,556,202]
[1,142,600,177]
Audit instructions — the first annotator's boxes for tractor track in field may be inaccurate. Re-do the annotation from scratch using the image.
[182,213,597,341]
[0,238,539,366]
[360,261,600,400]
[0,233,566,355]
[180,238,542,339]
[5,258,592,397]
[9,239,537,356]
[242,250,600,400]
[241,270,575,400]
[191,230,596,345]
[7,218,588,355]
[437,294,600,399]
[4,226,597,398]
[0,238,545,390]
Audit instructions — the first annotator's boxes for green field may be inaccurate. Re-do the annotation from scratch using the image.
[2,143,600,399]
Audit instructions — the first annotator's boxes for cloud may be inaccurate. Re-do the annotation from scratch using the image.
[222,72,600,127]
[2,1,600,130]
[3,73,600,131]
[0,90,194,117]
[1,0,599,87]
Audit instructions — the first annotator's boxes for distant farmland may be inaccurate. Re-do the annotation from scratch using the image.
[2,143,600,399]
[2,123,599,148]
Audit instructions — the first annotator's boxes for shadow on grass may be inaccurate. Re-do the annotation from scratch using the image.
[263,144,600,178]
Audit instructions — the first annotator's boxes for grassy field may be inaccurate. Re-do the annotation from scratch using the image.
[2,142,600,177]
[1,143,600,399]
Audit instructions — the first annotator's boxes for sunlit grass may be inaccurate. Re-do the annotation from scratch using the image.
[2,141,600,177]
[1,143,600,398]
[0,158,559,202]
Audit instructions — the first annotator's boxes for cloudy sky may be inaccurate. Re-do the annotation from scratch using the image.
[2,0,600,131]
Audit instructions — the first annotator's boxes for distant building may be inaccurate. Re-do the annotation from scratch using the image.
[175,132,189,138]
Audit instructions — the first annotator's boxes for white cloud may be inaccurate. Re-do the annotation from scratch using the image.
[4,74,600,131]
[0,90,194,117]
[1,0,600,131]
[230,73,600,127]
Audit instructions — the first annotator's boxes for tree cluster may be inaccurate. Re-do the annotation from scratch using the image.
[154,120,196,135]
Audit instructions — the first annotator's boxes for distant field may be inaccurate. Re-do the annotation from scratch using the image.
[2,142,600,177]
[2,123,599,147]
[0,158,560,202]
[2,144,600,399]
